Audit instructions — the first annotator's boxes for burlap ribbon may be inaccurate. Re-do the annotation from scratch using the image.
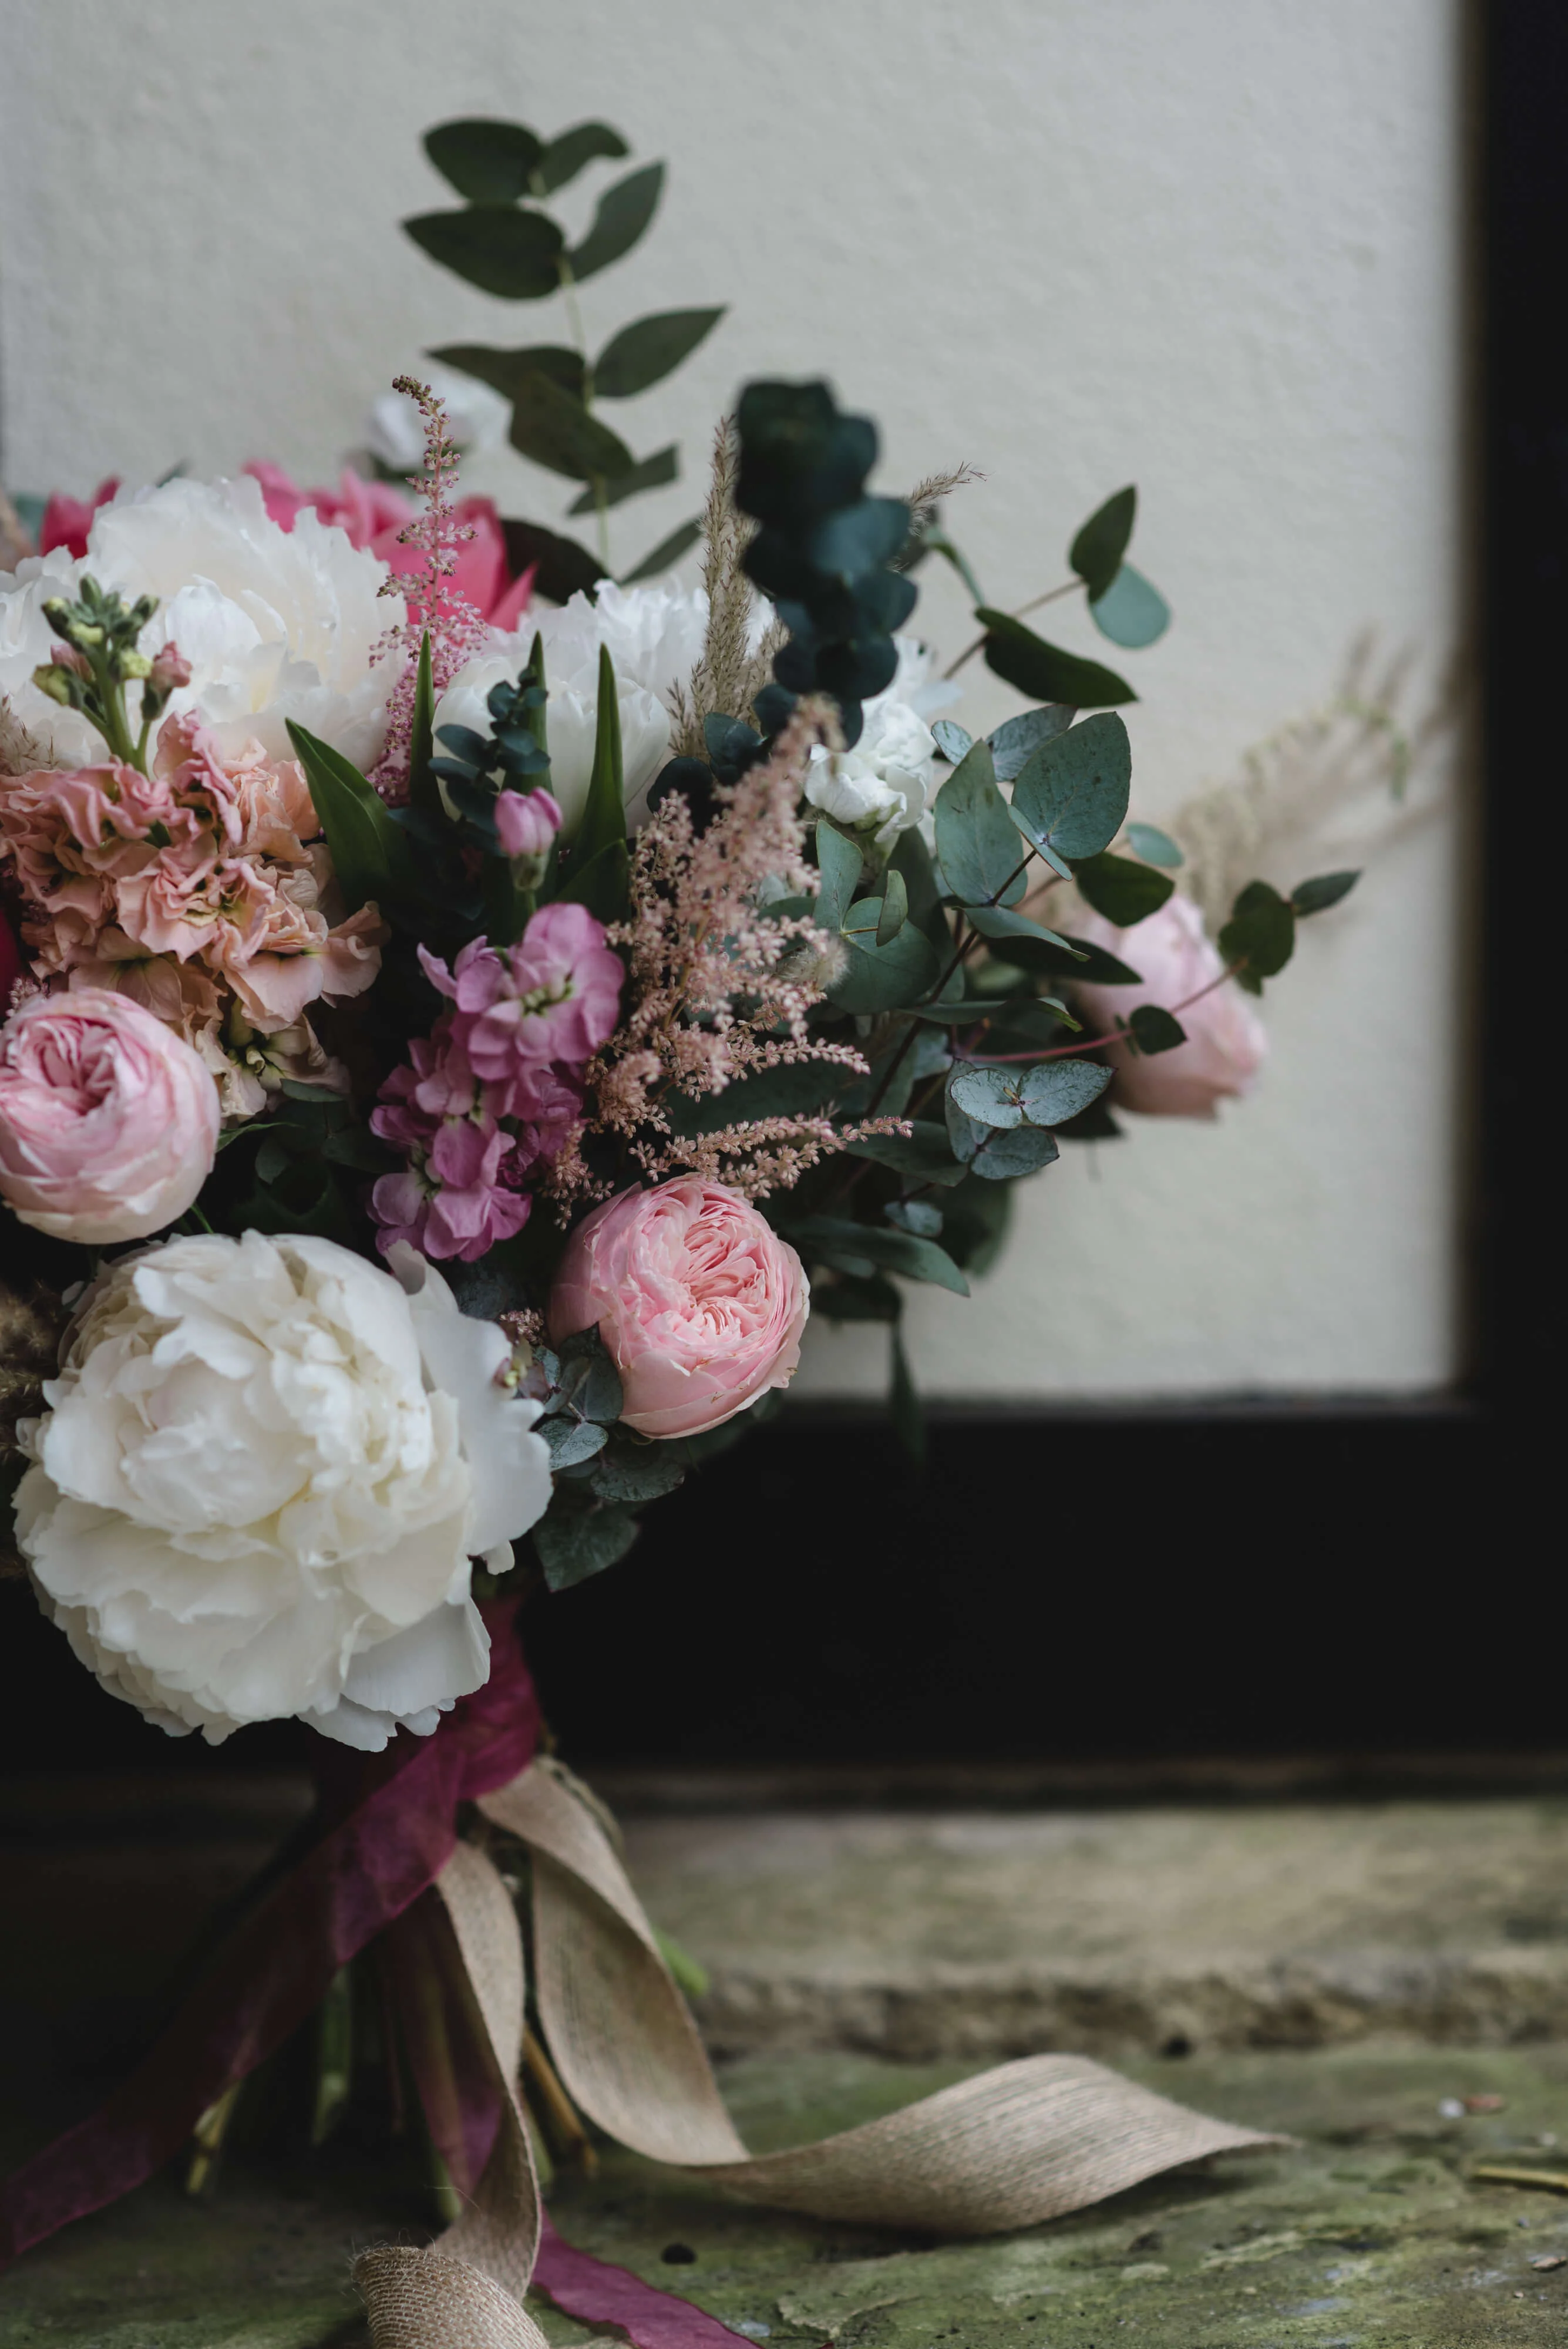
[355,1759,1282,2344]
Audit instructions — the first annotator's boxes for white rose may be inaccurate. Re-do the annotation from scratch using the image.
[0,476,403,773]
[365,366,510,470]
[13,1231,551,1751]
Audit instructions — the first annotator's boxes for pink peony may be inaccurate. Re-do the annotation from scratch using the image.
[0,985,219,1241]
[38,477,120,559]
[245,463,534,632]
[420,904,623,1099]
[549,1177,810,1440]
[1074,893,1267,1118]
[494,787,563,860]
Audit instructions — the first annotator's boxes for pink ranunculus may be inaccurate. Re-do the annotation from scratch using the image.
[549,1177,810,1441]
[245,463,534,631]
[39,477,120,559]
[494,787,563,860]
[0,985,220,1241]
[1074,893,1267,1118]
[420,903,623,1089]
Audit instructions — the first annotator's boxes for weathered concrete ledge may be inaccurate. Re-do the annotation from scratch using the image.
[621,1799,1568,2060]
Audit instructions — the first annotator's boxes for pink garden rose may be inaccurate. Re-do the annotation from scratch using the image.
[419,904,623,1103]
[549,1177,810,1440]
[0,985,220,1241]
[1074,893,1267,1118]
[245,463,534,632]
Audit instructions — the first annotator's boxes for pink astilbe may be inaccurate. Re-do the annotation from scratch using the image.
[587,698,901,1196]
[369,378,492,804]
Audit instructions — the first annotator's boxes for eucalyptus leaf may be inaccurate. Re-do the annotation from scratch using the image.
[553,1325,624,1423]
[1219,879,1297,992]
[844,1124,968,1187]
[1018,1059,1114,1125]
[828,913,940,1012]
[934,739,1027,906]
[886,1199,944,1237]
[1069,485,1137,600]
[950,1065,1026,1129]
[568,445,677,513]
[978,611,1137,708]
[1125,822,1183,867]
[509,371,634,482]
[875,865,909,945]
[536,120,630,193]
[568,161,664,281]
[931,719,974,765]
[664,1058,847,1137]
[588,1439,687,1506]
[534,1503,640,1591]
[620,518,702,583]
[1090,561,1171,649]
[543,1416,609,1469]
[500,518,604,602]
[423,119,543,204]
[987,704,1075,782]
[404,206,564,299]
[1128,1003,1187,1055]
[593,308,725,398]
[944,1082,988,1163]
[1291,869,1361,916]
[1010,712,1132,863]
[971,1123,1061,1181]
[988,933,1143,985]
[815,820,863,933]
[785,1216,969,1295]
[433,342,586,402]
[1074,850,1175,927]
[964,904,1086,953]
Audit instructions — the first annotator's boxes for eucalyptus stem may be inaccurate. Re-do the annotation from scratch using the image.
[536,186,612,574]
[943,577,1083,682]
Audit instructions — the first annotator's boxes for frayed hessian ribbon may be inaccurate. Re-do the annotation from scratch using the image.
[353,1761,1285,2346]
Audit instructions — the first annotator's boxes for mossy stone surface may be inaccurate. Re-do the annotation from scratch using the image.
[8,2046,1568,2348]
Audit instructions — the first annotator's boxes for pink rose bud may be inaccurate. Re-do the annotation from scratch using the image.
[494,786,563,861]
[1074,893,1267,1118]
[148,642,193,695]
[549,1176,810,1440]
[0,986,220,1242]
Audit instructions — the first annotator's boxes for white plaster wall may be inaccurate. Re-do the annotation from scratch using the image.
[0,0,1466,1398]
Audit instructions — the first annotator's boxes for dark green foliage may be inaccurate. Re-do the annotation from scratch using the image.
[1069,484,1136,599]
[933,741,1028,906]
[1220,879,1297,992]
[500,518,604,603]
[405,206,564,299]
[568,447,677,511]
[1074,850,1176,927]
[783,1216,970,1295]
[620,519,702,583]
[509,372,634,480]
[569,162,665,280]
[533,1499,640,1591]
[827,911,941,1012]
[987,704,1076,781]
[537,121,630,193]
[594,309,726,397]
[1010,713,1132,864]
[978,611,1137,708]
[285,722,420,914]
[1292,869,1361,916]
[424,119,543,203]
[1128,1004,1187,1054]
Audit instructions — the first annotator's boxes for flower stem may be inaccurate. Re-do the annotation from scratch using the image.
[942,577,1084,682]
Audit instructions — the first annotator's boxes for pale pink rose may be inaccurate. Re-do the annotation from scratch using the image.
[420,904,622,1093]
[1074,893,1267,1118]
[549,1177,810,1440]
[245,464,534,631]
[494,788,563,860]
[0,985,219,1241]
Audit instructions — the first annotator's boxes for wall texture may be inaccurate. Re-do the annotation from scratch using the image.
[0,0,1467,1398]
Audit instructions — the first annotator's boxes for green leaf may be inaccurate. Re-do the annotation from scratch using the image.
[557,837,630,925]
[537,120,630,194]
[987,705,1075,782]
[500,519,604,603]
[827,913,940,1012]
[534,1502,640,1591]
[986,932,1143,985]
[1018,1059,1114,1125]
[568,446,678,514]
[285,721,416,911]
[815,820,864,933]
[875,864,909,945]
[931,719,973,765]
[1128,1004,1187,1055]
[786,1216,969,1296]
[1074,851,1175,928]
[978,612,1137,708]
[971,1123,1060,1180]
[820,1271,903,1320]
[1091,562,1171,649]
[950,1065,1027,1128]
[589,1439,687,1506]
[1125,821,1183,867]
[1219,879,1296,992]
[593,308,726,398]
[1069,485,1136,600]
[552,1324,624,1423]
[423,119,543,203]
[543,1416,609,1469]
[844,1124,969,1187]
[568,161,665,281]
[1291,869,1361,917]
[665,1058,850,1136]
[934,739,1027,906]
[614,519,698,585]
[889,1326,924,1466]
[568,644,625,868]
[509,371,634,482]
[432,342,586,403]
[404,206,564,299]
[886,1199,944,1237]
[409,632,439,816]
[1010,712,1132,864]
[964,904,1085,954]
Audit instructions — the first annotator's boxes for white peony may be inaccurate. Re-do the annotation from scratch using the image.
[14,1231,551,1751]
[803,637,957,850]
[0,476,403,773]
[365,365,511,471]
[435,643,670,843]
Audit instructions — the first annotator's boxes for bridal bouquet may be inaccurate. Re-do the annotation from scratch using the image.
[0,111,1357,2344]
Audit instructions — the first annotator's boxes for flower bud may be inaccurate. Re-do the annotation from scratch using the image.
[494,786,563,861]
[32,661,79,708]
[149,642,193,695]
[119,649,153,681]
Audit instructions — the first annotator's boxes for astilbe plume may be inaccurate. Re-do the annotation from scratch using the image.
[581,698,903,1199]
[371,378,490,802]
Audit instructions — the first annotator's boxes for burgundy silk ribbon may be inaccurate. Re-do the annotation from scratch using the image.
[0,1601,540,2266]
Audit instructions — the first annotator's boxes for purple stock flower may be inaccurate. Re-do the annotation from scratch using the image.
[419,902,622,1082]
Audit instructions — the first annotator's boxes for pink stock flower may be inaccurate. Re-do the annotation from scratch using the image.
[244,463,534,632]
[493,788,563,861]
[1074,893,1267,1118]
[38,477,120,559]
[549,1177,811,1440]
[420,903,622,1098]
[0,985,219,1242]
